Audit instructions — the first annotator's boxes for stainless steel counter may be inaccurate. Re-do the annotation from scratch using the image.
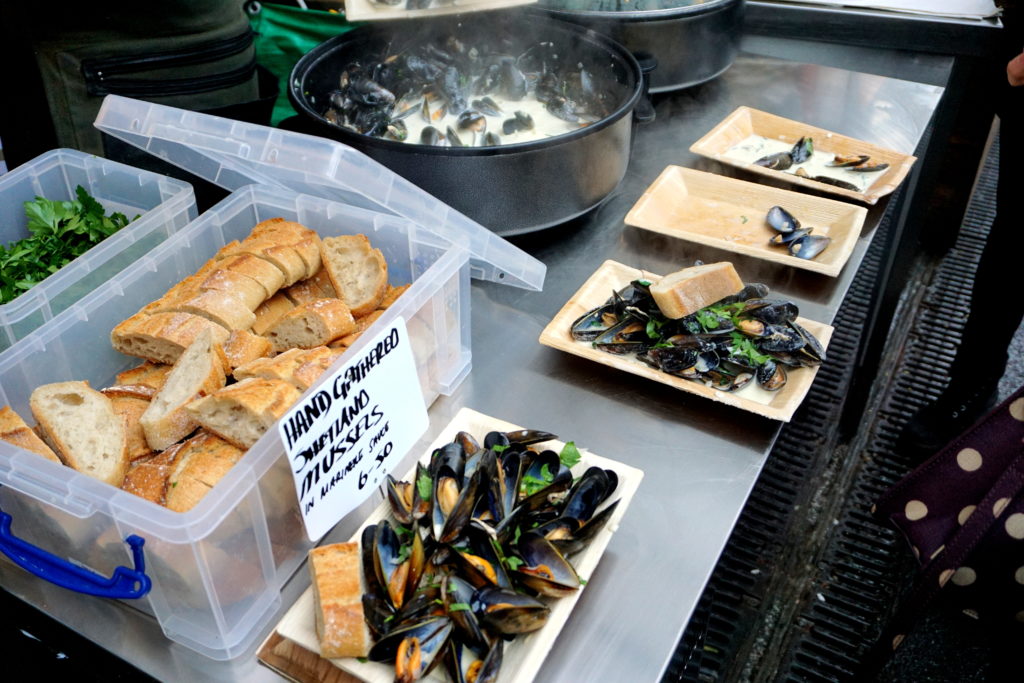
[0,44,945,682]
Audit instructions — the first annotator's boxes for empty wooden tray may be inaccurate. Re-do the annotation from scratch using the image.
[689,106,916,205]
[539,260,834,422]
[625,166,867,277]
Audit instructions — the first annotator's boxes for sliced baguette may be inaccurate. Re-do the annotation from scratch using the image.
[30,381,127,486]
[251,292,296,336]
[163,289,258,331]
[309,542,370,658]
[222,329,273,372]
[101,385,158,461]
[111,311,230,365]
[649,262,745,319]
[217,253,286,299]
[319,235,388,318]
[115,361,173,391]
[283,269,338,307]
[164,431,245,512]
[235,346,340,391]
[377,283,409,311]
[265,298,356,352]
[140,329,227,451]
[186,378,301,449]
[121,441,188,505]
[0,405,61,463]
[199,268,267,311]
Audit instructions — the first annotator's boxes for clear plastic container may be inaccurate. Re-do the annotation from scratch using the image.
[0,148,196,351]
[0,97,544,661]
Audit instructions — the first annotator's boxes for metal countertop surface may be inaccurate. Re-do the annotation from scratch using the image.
[0,39,946,682]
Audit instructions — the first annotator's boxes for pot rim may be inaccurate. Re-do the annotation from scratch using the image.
[533,0,742,21]
[288,18,644,158]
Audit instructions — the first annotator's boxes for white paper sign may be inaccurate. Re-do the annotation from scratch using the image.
[279,318,428,541]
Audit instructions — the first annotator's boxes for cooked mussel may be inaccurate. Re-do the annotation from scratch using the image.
[790,136,814,163]
[789,233,832,260]
[471,586,550,635]
[766,205,801,234]
[754,151,793,171]
[368,616,453,682]
[511,531,580,598]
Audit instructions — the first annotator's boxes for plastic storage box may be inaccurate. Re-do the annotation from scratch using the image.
[0,96,545,661]
[0,148,196,351]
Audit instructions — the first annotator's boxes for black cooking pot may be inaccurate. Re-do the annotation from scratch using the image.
[288,15,645,236]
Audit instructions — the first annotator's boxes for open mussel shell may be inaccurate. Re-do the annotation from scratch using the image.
[471,586,551,635]
[715,283,771,307]
[562,466,616,523]
[790,321,826,364]
[789,234,831,260]
[811,175,860,192]
[829,153,870,168]
[386,474,417,526]
[447,638,503,683]
[442,574,489,650]
[766,205,800,233]
[511,531,581,598]
[375,520,412,609]
[757,324,806,353]
[570,303,620,341]
[368,616,453,681]
[450,520,513,590]
[744,300,799,325]
[438,458,490,543]
[850,162,889,173]
[640,346,699,375]
[593,315,652,355]
[769,227,811,246]
[754,151,793,171]
[505,429,558,446]
[790,136,814,163]
[756,358,788,391]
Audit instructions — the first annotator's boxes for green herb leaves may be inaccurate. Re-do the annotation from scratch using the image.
[559,442,581,469]
[1,186,134,305]
[729,331,771,366]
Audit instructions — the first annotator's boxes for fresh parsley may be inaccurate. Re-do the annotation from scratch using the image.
[504,556,524,570]
[492,444,509,454]
[729,332,771,366]
[740,215,749,224]
[1,186,135,305]
[447,602,471,612]
[559,441,582,469]
[416,470,432,501]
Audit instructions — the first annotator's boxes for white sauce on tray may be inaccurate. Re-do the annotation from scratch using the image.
[723,134,882,193]
[396,94,587,146]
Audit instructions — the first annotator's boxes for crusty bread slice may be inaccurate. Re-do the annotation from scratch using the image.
[164,289,258,331]
[222,329,273,372]
[101,385,157,461]
[309,542,370,658]
[164,431,244,512]
[331,310,384,350]
[224,239,308,288]
[250,219,323,280]
[265,298,356,352]
[217,253,286,299]
[0,405,61,463]
[111,312,230,365]
[319,235,388,318]
[115,361,173,391]
[186,378,301,449]
[30,381,127,486]
[283,269,338,307]
[251,292,296,336]
[199,268,267,311]
[235,346,339,391]
[120,440,188,505]
[141,329,227,451]
[649,262,745,319]
[377,283,409,311]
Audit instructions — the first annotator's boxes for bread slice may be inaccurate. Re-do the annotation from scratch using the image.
[186,378,301,449]
[164,431,245,512]
[115,361,173,391]
[111,311,230,364]
[319,235,388,318]
[225,239,308,287]
[217,253,286,299]
[377,283,409,311]
[250,219,323,280]
[252,292,296,336]
[283,268,338,306]
[649,262,745,319]
[199,268,267,311]
[222,329,273,372]
[309,542,370,658]
[101,385,157,461]
[163,289,258,332]
[121,441,188,505]
[0,405,61,463]
[140,329,227,451]
[235,346,340,391]
[331,310,384,349]
[30,381,127,486]
[265,298,356,352]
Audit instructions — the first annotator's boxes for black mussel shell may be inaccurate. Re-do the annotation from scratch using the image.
[570,302,619,341]
[593,316,651,355]
[850,162,889,173]
[769,227,811,246]
[505,429,557,446]
[757,324,806,353]
[375,520,411,609]
[746,300,799,325]
[471,586,550,635]
[562,467,615,523]
[754,151,793,170]
[420,125,443,145]
[643,346,699,374]
[512,531,580,597]
[790,136,814,163]
[368,616,453,680]
[766,206,800,233]
[430,442,467,481]
[756,359,788,391]
[442,574,489,649]
[446,126,465,147]
[829,153,870,167]
[386,474,417,526]
[789,234,832,260]
[790,321,827,363]
[811,175,860,191]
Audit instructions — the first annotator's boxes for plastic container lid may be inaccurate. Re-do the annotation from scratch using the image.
[94,95,545,291]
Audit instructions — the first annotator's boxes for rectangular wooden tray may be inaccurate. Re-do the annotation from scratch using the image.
[272,407,644,683]
[625,166,867,277]
[538,260,834,422]
[689,106,916,205]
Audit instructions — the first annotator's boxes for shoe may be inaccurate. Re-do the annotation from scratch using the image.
[897,381,1000,463]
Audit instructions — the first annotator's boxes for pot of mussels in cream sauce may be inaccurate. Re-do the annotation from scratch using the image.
[289,13,646,236]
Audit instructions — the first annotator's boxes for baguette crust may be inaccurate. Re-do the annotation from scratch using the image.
[111,312,230,365]
[251,292,296,336]
[115,362,173,391]
[101,386,157,461]
[30,381,127,485]
[0,405,61,463]
[199,268,267,311]
[120,442,188,505]
[217,253,286,299]
[222,329,273,371]
[164,432,245,512]
[234,346,339,391]
[320,235,388,318]
[309,543,370,658]
[649,262,745,319]
[165,289,258,331]
[377,283,409,311]
[186,378,301,449]
[265,298,356,352]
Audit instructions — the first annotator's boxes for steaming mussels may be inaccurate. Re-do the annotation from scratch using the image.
[319,28,626,148]
[576,276,826,394]
[359,426,620,681]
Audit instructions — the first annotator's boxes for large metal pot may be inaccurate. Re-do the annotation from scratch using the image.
[533,0,745,93]
[288,15,644,236]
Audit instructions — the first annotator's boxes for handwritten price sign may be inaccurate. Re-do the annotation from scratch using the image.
[279,318,428,541]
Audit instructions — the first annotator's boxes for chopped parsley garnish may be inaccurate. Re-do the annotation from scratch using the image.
[729,331,771,366]
[416,470,432,501]
[740,215,749,223]
[448,602,471,612]
[492,444,509,454]
[504,556,524,570]
[559,441,582,469]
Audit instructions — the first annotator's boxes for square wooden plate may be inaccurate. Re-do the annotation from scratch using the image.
[625,166,867,277]
[538,260,834,422]
[689,106,916,205]
[274,406,644,683]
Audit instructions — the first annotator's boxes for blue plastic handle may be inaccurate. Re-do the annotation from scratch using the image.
[0,505,151,599]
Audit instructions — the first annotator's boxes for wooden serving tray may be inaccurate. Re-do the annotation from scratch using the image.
[538,260,834,423]
[689,106,916,205]
[625,166,867,277]
[267,407,644,683]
